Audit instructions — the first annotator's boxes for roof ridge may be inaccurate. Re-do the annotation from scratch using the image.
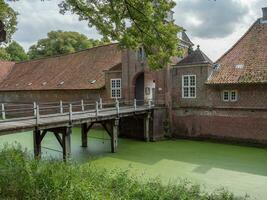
[16,43,119,65]
[216,19,260,63]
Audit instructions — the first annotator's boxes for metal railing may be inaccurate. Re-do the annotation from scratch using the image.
[0,98,155,125]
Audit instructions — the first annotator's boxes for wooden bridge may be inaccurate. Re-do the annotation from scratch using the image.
[0,99,154,160]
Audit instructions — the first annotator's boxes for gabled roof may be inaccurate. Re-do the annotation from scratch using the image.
[0,43,122,91]
[175,46,213,66]
[207,19,267,84]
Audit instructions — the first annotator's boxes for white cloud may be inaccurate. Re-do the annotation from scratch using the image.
[7,0,267,61]
[8,0,100,50]
[174,0,267,60]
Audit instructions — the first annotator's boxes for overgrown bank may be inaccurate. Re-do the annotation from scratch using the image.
[0,146,248,200]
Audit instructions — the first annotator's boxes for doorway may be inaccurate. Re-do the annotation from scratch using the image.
[134,73,144,104]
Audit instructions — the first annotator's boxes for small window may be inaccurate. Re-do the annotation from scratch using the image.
[137,47,145,61]
[235,64,244,69]
[111,79,121,99]
[230,90,237,101]
[182,75,196,98]
[223,91,230,101]
[222,90,238,102]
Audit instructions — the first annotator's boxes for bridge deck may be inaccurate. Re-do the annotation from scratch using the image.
[0,106,152,135]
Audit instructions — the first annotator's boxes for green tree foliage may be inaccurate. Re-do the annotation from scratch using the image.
[59,0,182,69]
[0,0,17,43]
[0,41,28,62]
[5,41,28,62]
[0,47,10,60]
[28,30,109,59]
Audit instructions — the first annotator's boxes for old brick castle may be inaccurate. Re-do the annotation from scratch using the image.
[0,8,266,145]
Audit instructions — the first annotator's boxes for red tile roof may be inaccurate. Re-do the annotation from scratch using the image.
[0,61,15,82]
[0,43,122,91]
[207,19,267,84]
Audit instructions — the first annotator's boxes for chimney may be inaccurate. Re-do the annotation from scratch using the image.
[262,7,267,22]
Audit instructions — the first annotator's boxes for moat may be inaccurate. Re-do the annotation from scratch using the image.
[0,127,266,200]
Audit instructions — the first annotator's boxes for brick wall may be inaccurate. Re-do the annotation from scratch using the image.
[171,64,212,108]
[0,89,106,103]
[172,107,267,144]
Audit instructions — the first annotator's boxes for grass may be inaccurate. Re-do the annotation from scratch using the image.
[0,145,247,200]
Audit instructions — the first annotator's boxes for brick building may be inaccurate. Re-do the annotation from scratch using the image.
[0,8,266,144]
[170,7,267,144]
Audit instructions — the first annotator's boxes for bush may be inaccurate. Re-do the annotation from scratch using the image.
[0,146,249,200]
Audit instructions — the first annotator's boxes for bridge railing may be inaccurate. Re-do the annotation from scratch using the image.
[0,98,154,122]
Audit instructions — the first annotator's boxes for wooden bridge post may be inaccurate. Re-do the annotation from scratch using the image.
[1,103,5,120]
[95,101,99,117]
[81,100,85,112]
[81,123,94,148]
[33,102,37,116]
[134,99,137,110]
[116,100,120,115]
[60,100,63,114]
[69,104,72,123]
[81,123,88,147]
[62,126,72,160]
[144,113,151,142]
[33,128,41,158]
[36,105,40,125]
[99,98,103,110]
[111,118,119,153]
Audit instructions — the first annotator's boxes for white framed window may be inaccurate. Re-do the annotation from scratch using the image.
[222,90,238,102]
[111,79,121,99]
[182,75,196,98]
[223,91,230,101]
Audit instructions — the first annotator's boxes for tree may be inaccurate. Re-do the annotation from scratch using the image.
[0,0,17,43]
[59,0,181,69]
[0,41,28,62]
[28,30,109,59]
[0,47,10,60]
[5,41,28,62]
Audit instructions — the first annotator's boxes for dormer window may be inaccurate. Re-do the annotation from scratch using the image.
[235,64,244,69]
[213,63,221,71]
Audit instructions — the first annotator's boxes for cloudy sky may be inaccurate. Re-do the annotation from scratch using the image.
[7,0,267,61]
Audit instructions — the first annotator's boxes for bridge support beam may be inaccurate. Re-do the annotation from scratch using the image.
[33,129,47,159]
[144,113,151,142]
[81,123,94,148]
[111,118,119,153]
[62,127,72,160]
[33,128,41,158]
[33,127,72,160]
